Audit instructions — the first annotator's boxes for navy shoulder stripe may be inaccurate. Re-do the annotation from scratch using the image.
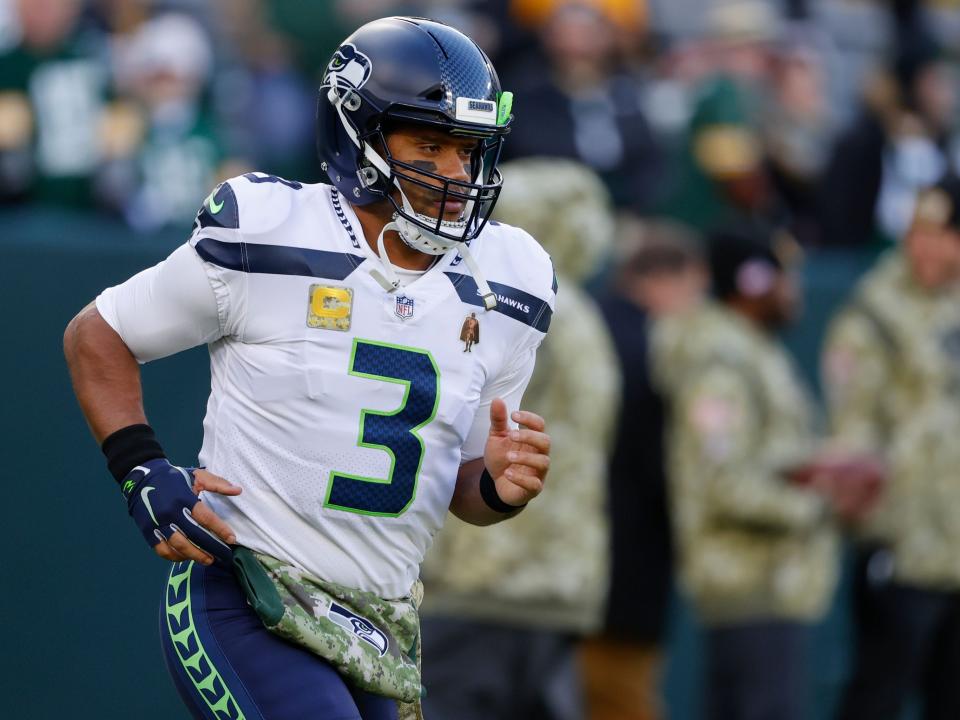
[444,272,552,333]
[243,172,303,190]
[195,182,239,230]
[195,238,365,281]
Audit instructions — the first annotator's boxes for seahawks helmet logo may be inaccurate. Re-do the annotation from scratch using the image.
[325,43,372,91]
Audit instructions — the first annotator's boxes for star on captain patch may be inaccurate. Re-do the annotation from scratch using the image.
[460,312,480,353]
[395,294,415,320]
[307,285,353,331]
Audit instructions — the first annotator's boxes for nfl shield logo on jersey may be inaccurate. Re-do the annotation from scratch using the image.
[395,295,415,320]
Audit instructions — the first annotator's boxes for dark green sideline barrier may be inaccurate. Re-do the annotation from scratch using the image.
[3,208,207,720]
[0,207,880,719]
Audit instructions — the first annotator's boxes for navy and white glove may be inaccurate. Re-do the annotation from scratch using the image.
[121,458,233,565]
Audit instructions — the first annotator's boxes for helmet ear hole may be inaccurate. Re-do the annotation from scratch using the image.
[358,166,379,187]
[343,91,362,112]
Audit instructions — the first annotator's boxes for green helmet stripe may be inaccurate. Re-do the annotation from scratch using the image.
[497,91,513,126]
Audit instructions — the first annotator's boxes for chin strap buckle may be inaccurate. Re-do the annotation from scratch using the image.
[481,291,498,311]
[370,268,400,293]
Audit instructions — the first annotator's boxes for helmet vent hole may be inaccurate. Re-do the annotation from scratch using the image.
[422,86,444,102]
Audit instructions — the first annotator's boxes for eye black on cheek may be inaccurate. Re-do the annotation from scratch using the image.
[410,160,439,174]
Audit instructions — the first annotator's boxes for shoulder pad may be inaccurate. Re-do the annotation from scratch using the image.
[194,181,240,231]
[193,173,306,238]
[481,221,557,300]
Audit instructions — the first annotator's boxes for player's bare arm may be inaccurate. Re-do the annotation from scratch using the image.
[64,302,239,566]
[450,398,551,526]
[64,301,146,441]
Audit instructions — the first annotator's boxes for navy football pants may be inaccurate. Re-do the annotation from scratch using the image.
[159,560,399,720]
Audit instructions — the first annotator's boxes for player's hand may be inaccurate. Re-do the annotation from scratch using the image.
[789,452,886,522]
[483,398,551,508]
[122,459,241,566]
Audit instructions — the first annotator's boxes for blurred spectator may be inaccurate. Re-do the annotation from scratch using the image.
[213,0,317,181]
[819,21,960,247]
[0,0,107,206]
[501,1,662,212]
[583,219,706,720]
[651,227,877,720]
[762,26,834,245]
[823,175,960,720]
[96,13,239,230]
[420,158,620,719]
[654,1,788,236]
[258,0,354,76]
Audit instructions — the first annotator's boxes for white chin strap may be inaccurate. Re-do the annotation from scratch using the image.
[369,184,497,311]
[368,221,403,292]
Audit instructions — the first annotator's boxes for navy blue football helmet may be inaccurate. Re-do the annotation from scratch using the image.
[317,17,512,251]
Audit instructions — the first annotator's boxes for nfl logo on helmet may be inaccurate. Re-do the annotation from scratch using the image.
[395,295,415,320]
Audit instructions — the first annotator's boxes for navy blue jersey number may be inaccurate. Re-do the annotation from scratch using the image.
[325,340,440,516]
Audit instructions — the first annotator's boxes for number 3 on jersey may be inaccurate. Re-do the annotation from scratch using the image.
[325,339,440,516]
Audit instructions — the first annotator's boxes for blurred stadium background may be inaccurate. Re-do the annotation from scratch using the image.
[3,0,959,718]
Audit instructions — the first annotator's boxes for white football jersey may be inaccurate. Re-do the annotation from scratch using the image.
[96,172,555,598]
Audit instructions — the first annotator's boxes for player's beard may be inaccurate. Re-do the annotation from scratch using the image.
[392,179,467,226]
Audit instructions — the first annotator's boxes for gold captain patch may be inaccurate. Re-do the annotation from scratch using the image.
[307,285,353,331]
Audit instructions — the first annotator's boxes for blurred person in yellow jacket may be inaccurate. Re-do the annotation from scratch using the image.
[824,175,960,720]
[652,227,879,720]
[419,157,620,719]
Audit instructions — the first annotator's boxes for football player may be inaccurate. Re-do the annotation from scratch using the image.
[64,17,555,720]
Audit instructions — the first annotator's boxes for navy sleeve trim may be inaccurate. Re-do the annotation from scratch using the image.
[195,237,365,281]
[444,272,552,333]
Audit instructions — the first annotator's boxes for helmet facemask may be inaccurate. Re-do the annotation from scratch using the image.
[355,120,506,255]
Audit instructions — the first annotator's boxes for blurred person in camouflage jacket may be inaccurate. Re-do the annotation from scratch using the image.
[584,221,707,720]
[652,228,874,720]
[824,175,960,720]
[419,158,620,720]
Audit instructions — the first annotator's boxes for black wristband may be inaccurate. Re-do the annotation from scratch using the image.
[479,468,526,513]
[101,424,165,484]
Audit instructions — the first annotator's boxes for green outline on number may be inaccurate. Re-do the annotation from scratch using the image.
[324,338,441,517]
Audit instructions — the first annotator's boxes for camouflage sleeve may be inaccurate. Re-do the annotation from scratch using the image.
[522,286,621,450]
[673,364,825,531]
[821,306,891,453]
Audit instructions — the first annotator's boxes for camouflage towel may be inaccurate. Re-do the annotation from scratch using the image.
[232,547,424,709]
